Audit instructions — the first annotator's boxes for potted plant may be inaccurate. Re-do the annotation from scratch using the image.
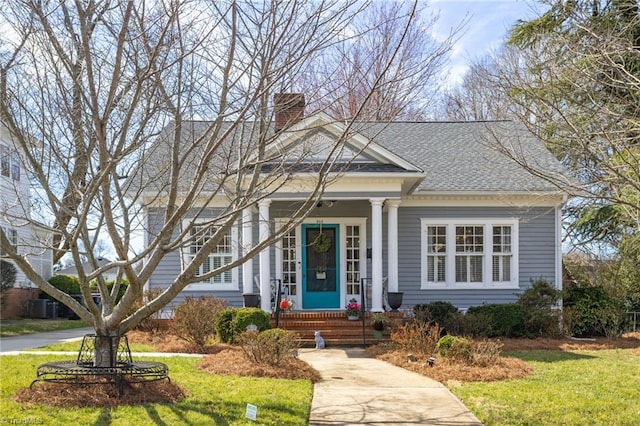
[370,312,389,331]
[279,298,294,312]
[345,298,360,320]
[316,266,326,280]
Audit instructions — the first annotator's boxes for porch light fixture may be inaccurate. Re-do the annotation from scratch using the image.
[316,200,335,208]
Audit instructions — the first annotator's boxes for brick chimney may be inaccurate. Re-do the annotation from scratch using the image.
[274,93,305,132]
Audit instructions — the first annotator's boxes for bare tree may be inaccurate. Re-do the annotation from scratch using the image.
[0,0,416,364]
[439,1,640,255]
[301,1,460,121]
[440,46,528,121]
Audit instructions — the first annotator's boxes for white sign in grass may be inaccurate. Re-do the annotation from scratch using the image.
[245,403,258,421]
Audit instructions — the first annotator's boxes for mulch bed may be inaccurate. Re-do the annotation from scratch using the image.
[499,334,640,351]
[366,332,640,384]
[14,377,185,407]
[373,349,533,384]
[198,345,322,382]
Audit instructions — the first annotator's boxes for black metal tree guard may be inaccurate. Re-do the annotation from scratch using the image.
[31,334,169,396]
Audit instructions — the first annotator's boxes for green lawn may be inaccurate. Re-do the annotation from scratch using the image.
[29,340,157,353]
[0,319,91,337]
[451,349,640,425]
[0,354,312,425]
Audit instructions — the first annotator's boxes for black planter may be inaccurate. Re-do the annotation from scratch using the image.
[243,293,261,308]
[387,292,403,311]
[373,321,385,331]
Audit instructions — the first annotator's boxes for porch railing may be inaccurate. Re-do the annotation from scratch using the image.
[359,277,370,346]
[272,278,284,328]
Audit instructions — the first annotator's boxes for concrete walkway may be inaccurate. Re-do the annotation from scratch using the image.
[299,348,482,425]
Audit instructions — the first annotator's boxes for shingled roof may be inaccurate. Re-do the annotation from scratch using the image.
[357,120,567,193]
[132,117,567,197]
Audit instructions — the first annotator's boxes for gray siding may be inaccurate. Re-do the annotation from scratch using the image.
[392,206,557,310]
[145,203,558,312]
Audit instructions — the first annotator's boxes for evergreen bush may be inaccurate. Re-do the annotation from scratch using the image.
[518,278,562,337]
[466,303,525,337]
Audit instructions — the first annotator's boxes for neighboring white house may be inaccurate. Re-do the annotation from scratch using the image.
[0,122,52,317]
[56,257,118,283]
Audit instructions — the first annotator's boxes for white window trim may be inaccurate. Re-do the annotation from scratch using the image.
[420,218,519,290]
[275,217,368,309]
[1,226,18,256]
[182,219,239,292]
[0,143,20,181]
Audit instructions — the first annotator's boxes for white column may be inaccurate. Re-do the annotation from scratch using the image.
[370,198,385,312]
[242,207,254,295]
[258,199,272,312]
[387,200,400,293]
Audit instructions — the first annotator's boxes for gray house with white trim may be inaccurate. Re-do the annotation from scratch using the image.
[138,96,567,313]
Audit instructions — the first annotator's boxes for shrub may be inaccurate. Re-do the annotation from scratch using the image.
[234,308,271,333]
[466,303,525,337]
[437,335,473,363]
[48,274,81,295]
[390,320,441,356]
[564,284,627,337]
[437,335,502,366]
[0,260,17,311]
[92,279,129,303]
[471,339,503,367]
[215,308,239,343]
[47,275,82,317]
[435,335,457,356]
[215,307,271,344]
[518,278,562,337]
[457,310,493,337]
[172,296,229,351]
[238,328,300,365]
[132,287,165,334]
[413,301,460,331]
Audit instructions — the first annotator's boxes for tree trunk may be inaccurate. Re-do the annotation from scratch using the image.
[93,333,119,368]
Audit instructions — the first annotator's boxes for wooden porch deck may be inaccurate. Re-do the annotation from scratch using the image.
[271,311,405,347]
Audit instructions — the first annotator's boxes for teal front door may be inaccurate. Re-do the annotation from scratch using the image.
[302,224,340,309]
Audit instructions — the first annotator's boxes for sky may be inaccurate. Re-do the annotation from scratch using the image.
[429,0,544,88]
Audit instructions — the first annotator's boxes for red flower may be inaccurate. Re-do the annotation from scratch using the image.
[279,299,293,311]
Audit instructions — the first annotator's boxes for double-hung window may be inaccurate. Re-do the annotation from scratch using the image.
[455,225,484,283]
[184,222,238,290]
[0,226,18,256]
[492,226,512,282]
[426,225,446,283]
[1,144,20,181]
[422,219,518,288]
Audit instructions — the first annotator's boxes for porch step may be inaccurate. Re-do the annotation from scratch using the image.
[270,311,404,347]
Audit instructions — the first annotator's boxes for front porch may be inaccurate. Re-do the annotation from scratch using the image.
[242,198,404,314]
[271,311,405,347]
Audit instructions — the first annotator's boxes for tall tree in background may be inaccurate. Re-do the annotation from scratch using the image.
[0,0,423,364]
[443,1,640,256]
[303,1,459,120]
[441,46,527,121]
[506,0,640,252]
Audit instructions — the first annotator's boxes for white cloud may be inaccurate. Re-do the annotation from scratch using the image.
[429,0,541,88]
